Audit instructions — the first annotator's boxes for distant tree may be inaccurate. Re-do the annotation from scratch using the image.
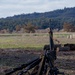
[15,25,21,32]
[8,26,15,33]
[63,22,70,32]
[63,22,75,32]
[24,23,37,33]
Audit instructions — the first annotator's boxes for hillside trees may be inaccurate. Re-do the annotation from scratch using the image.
[63,22,75,32]
[0,7,75,33]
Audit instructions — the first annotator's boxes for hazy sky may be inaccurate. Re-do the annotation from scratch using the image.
[0,0,75,18]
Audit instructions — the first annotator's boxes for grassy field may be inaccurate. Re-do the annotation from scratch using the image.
[0,32,75,49]
[0,33,49,49]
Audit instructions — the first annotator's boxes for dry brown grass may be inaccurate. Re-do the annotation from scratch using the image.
[0,33,75,49]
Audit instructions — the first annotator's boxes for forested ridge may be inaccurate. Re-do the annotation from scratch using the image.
[0,7,75,32]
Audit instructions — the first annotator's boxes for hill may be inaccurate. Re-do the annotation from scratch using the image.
[0,7,75,32]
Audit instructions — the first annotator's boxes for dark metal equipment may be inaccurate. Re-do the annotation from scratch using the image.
[5,22,65,75]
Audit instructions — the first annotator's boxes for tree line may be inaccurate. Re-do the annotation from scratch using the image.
[0,7,75,33]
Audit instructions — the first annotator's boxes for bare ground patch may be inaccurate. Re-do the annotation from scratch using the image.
[0,49,75,75]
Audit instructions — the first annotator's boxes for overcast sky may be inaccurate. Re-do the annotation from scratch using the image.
[0,0,75,18]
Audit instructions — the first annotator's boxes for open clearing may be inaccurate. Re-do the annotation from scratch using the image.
[0,32,75,49]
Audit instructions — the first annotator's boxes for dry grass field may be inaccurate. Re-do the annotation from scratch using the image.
[0,32,75,49]
[0,33,49,49]
[0,32,75,75]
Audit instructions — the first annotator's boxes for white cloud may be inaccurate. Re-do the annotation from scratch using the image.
[0,0,75,18]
